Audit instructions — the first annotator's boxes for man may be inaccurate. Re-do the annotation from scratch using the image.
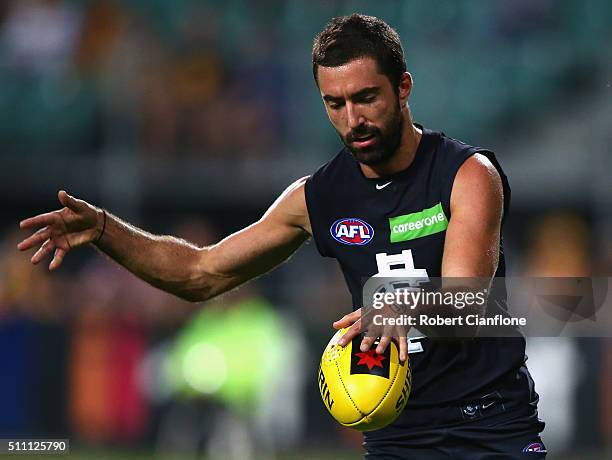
[19,14,546,459]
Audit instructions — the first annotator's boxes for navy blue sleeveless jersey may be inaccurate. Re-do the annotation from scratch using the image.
[305,127,541,432]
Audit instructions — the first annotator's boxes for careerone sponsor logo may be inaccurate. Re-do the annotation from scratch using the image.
[389,203,448,243]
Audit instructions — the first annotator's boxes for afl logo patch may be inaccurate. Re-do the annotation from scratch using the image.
[330,218,374,246]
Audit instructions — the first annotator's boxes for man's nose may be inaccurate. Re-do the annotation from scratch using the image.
[346,103,365,130]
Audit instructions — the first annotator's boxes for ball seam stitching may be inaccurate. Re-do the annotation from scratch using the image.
[334,361,366,419]
[367,356,407,417]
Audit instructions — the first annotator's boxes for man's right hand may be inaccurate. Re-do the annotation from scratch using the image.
[17,190,103,271]
[16,177,310,302]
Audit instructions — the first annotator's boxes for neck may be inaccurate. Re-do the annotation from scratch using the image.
[359,110,422,179]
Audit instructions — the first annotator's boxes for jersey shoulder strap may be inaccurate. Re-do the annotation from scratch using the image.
[304,149,349,258]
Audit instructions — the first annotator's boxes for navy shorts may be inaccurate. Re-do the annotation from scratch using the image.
[364,400,546,459]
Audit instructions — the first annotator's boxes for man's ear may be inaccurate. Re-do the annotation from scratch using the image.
[398,72,413,105]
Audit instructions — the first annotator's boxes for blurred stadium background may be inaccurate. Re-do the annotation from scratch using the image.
[0,0,611,459]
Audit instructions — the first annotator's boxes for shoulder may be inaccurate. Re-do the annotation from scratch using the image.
[457,153,502,181]
[264,176,311,235]
[451,154,504,216]
[428,129,504,216]
[272,175,309,212]
[426,129,486,184]
[282,175,309,196]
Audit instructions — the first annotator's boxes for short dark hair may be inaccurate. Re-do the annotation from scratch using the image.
[312,14,407,91]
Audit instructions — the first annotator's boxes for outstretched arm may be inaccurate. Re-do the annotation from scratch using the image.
[18,177,311,302]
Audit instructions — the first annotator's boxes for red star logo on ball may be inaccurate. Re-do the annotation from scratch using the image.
[355,349,386,370]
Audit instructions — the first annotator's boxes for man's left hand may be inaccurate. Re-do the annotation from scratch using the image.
[333,307,408,363]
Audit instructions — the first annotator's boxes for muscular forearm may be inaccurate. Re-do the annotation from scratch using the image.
[19,184,309,302]
[93,210,213,302]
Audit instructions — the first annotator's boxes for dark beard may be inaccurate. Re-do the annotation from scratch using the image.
[342,106,403,166]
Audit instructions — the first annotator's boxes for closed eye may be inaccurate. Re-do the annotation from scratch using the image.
[356,94,377,104]
[323,86,380,109]
[352,87,380,104]
[324,98,345,110]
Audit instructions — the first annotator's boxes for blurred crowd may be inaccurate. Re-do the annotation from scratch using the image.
[0,0,289,159]
[0,0,610,159]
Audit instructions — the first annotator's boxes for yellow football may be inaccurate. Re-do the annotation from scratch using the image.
[318,328,411,431]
